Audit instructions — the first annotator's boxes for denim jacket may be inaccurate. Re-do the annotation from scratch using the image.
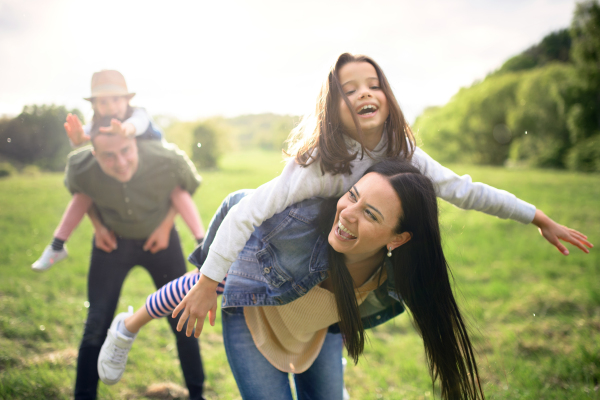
[188,190,405,331]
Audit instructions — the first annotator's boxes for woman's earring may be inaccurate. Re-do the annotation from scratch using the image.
[387,247,392,257]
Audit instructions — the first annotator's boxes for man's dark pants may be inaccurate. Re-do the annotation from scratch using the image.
[74,228,205,400]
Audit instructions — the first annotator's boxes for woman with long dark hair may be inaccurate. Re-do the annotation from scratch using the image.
[103,159,487,399]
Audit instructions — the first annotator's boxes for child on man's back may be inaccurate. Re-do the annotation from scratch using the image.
[32,70,205,271]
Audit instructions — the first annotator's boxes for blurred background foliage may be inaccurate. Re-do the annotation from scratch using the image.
[0,1,599,174]
[414,0,600,172]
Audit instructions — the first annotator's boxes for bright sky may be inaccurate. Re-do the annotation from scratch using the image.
[0,0,577,124]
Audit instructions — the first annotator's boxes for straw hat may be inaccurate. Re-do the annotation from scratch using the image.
[84,70,136,101]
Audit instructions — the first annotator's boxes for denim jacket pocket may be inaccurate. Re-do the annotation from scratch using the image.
[256,245,291,288]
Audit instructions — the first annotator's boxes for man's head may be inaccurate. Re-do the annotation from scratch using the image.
[91,131,139,182]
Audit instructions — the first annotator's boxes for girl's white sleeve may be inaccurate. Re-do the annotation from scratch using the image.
[411,147,536,224]
[127,107,150,135]
[200,159,348,282]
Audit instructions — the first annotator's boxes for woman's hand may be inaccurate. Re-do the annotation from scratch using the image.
[64,113,89,146]
[532,209,593,255]
[98,119,136,137]
[172,274,218,338]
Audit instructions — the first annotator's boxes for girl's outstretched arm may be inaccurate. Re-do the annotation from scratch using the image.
[172,273,218,338]
[532,209,593,255]
[411,147,593,254]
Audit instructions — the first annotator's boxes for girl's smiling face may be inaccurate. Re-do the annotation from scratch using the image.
[93,96,129,120]
[328,172,406,264]
[338,62,390,149]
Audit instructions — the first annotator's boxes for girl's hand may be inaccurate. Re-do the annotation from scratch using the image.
[98,119,136,137]
[64,113,89,146]
[172,274,218,338]
[94,224,118,253]
[532,209,593,255]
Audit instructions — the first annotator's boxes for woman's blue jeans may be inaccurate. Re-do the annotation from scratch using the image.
[222,307,344,400]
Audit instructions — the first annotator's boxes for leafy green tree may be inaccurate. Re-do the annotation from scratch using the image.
[507,64,577,167]
[494,29,571,75]
[191,121,223,169]
[0,105,83,171]
[414,73,521,165]
[564,0,600,171]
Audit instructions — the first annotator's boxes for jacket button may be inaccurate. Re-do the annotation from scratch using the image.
[263,267,271,273]
[376,315,381,320]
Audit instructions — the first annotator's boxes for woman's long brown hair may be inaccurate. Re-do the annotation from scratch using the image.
[320,159,485,400]
[286,53,415,175]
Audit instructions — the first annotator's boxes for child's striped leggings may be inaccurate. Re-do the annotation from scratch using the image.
[145,270,225,319]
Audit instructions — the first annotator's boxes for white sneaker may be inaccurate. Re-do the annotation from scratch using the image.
[98,306,136,385]
[32,245,68,272]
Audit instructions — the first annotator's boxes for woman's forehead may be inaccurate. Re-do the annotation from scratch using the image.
[354,173,401,215]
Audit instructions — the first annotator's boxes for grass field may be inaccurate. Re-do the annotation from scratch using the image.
[0,149,599,399]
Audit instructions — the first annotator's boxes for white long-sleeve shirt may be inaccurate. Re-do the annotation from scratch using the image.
[200,134,537,282]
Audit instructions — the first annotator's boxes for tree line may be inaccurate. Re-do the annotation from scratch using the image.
[0,107,294,173]
[1,1,598,173]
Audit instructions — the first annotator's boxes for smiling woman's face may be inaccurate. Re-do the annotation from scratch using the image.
[328,172,403,264]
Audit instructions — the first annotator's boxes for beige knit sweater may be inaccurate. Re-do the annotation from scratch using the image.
[244,268,387,373]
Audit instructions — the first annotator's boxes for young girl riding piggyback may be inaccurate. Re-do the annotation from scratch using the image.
[98,53,591,392]
[32,70,205,271]
[177,53,591,329]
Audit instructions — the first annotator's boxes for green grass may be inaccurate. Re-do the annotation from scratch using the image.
[0,151,598,399]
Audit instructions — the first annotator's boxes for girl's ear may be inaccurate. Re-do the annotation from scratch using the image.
[388,231,412,252]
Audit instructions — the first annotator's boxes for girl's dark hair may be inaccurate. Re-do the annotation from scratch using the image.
[286,53,415,175]
[323,159,484,400]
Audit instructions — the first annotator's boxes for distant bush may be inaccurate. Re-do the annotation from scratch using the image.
[0,162,16,178]
[21,165,41,177]
[192,121,223,169]
[0,105,83,171]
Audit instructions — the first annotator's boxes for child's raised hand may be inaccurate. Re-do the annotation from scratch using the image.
[172,274,218,338]
[532,209,593,255]
[64,113,89,146]
[98,119,136,137]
